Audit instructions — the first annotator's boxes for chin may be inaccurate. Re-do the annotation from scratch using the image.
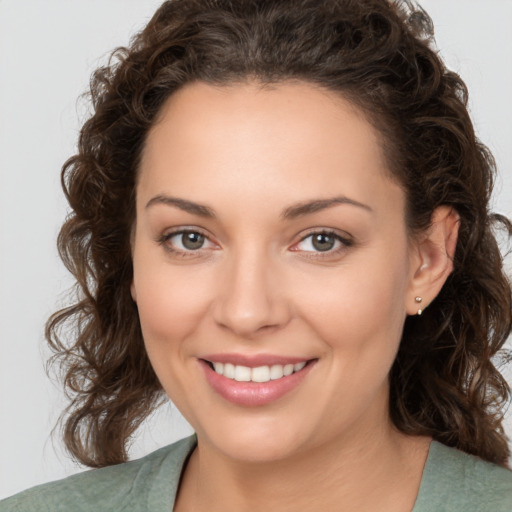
[212,433,305,463]
[193,411,322,464]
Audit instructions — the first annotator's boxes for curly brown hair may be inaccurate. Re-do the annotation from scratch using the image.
[47,0,512,468]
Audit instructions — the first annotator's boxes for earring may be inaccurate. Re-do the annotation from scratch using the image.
[415,296,423,316]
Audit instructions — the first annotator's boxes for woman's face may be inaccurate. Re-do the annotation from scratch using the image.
[131,81,419,461]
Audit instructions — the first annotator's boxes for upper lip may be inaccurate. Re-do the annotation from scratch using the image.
[200,353,315,367]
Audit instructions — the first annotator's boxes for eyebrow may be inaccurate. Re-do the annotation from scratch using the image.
[145,194,373,219]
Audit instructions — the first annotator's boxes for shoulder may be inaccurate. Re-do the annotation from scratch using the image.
[414,441,512,512]
[0,435,197,512]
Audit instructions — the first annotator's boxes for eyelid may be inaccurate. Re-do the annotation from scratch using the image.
[296,227,352,241]
[157,226,353,259]
[158,227,217,256]
[290,228,354,259]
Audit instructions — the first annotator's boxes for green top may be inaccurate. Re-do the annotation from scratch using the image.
[1,436,511,511]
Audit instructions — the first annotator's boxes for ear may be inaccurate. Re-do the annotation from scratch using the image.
[406,206,460,316]
[130,225,137,303]
[130,280,137,303]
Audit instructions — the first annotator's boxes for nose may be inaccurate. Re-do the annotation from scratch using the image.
[212,245,291,339]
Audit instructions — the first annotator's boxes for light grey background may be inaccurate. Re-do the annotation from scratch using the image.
[1,0,511,499]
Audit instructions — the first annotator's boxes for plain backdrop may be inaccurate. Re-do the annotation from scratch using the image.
[1,0,511,499]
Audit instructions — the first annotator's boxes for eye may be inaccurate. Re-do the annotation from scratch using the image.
[158,228,352,259]
[158,229,216,256]
[293,230,353,256]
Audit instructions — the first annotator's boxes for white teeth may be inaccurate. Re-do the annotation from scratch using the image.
[210,361,308,382]
[234,365,251,382]
[213,362,224,375]
[283,364,294,376]
[224,363,235,379]
[294,362,306,372]
[270,365,284,380]
[251,366,271,383]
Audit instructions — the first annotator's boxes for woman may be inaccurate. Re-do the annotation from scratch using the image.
[2,0,511,510]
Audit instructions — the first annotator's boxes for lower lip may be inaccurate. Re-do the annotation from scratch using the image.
[199,360,316,407]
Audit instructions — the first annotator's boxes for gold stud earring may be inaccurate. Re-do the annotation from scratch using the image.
[415,296,423,315]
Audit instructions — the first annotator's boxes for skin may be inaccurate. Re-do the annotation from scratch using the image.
[131,81,459,511]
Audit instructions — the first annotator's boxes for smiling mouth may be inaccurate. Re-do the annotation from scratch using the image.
[203,360,313,383]
[200,357,318,406]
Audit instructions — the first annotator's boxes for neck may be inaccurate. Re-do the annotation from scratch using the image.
[175,417,431,512]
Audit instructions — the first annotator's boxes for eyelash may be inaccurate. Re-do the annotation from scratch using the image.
[157,228,353,260]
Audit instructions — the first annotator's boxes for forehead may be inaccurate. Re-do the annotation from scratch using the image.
[143,80,384,164]
[138,80,404,221]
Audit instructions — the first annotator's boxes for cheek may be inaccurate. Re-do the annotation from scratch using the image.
[291,246,409,356]
[133,233,410,356]
[132,250,215,349]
